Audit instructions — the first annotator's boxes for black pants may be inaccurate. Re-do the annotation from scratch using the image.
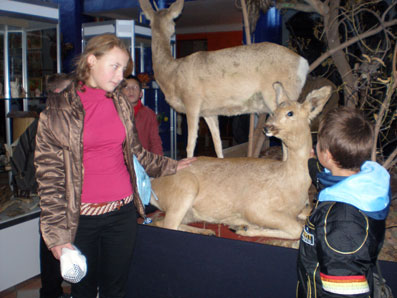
[71,202,137,298]
[40,235,64,298]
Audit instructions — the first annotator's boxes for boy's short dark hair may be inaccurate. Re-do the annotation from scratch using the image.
[318,107,374,171]
[46,73,71,93]
[125,75,142,90]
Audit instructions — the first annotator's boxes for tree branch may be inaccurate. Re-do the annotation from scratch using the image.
[304,0,329,16]
[276,0,329,15]
[383,147,397,170]
[309,19,397,72]
[380,43,397,170]
[276,2,317,13]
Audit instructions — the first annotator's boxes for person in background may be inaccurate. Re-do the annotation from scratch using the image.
[296,107,390,297]
[40,73,71,298]
[122,75,164,214]
[34,34,195,298]
[122,75,163,155]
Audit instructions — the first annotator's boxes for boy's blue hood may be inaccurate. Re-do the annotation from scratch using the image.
[318,161,390,220]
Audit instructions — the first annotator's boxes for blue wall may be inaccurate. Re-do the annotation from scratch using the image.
[244,7,282,45]
[49,0,93,73]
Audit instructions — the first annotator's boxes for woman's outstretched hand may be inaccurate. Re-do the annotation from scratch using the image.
[176,157,197,171]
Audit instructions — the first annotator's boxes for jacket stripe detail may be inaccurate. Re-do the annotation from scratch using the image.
[320,273,369,295]
[313,263,318,298]
[323,203,369,254]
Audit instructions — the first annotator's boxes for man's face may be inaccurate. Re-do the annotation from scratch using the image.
[122,78,142,106]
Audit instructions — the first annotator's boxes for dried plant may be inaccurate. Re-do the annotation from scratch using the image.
[277,0,397,171]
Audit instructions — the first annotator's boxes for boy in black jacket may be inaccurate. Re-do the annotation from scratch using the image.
[297,107,390,297]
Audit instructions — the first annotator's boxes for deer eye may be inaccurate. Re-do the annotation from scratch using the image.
[287,111,294,117]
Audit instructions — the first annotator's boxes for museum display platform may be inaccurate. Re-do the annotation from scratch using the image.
[127,224,397,298]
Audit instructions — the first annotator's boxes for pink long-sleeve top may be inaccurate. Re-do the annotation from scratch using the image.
[78,86,133,203]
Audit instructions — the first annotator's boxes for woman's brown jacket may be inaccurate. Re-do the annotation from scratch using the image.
[34,82,177,249]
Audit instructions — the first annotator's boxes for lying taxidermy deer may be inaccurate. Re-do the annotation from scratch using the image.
[150,84,332,239]
[139,0,309,158]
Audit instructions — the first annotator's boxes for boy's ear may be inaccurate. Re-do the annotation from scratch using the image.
[303,86,332,122]
[325,149,334,163]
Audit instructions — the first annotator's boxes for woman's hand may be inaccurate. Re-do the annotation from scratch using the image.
[50,242,74,260]
[176,157,197,171]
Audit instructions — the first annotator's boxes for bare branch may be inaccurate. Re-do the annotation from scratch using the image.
[380,43,397,170]
[304,0,329,15]
[371,82,394,161]
[240,0,255,157]
[309,19,397,72]
[383,147,397,170]
[276,1,318,13]
[276,0,329,15]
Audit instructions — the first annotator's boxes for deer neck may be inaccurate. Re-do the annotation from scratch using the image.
[151,30,177,84]
[283,131,312,171]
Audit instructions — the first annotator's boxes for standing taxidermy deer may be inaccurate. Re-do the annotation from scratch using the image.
[150,84,332,239]
[139,0,309,158]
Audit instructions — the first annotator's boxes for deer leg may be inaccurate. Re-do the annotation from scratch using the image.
[282,143,288,161]
[253,113,268,157]
[151,217,215,236]
[185,111,200,157]
[178,224,216,236]
[236,212,303,240]
[153,172,200,232]
[297,201,312,220]
[203,116,223,158]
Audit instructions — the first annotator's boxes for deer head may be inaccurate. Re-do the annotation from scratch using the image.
[139,0,184,39]
[264,84,332,149]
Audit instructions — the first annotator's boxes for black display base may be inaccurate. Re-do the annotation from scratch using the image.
[127,225,397,298]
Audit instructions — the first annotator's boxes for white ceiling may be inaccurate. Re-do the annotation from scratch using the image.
[86,0,244,34]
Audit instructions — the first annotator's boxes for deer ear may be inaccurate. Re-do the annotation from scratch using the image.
[139,0,155,21]
[168,0,184,19]
[273,82,287,106]
[305,85,332,121]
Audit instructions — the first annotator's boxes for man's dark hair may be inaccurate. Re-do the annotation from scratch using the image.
[125,75,142,90]
[318,107,374,171]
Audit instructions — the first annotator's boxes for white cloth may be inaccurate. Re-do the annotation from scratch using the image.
[60,246,87,283]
